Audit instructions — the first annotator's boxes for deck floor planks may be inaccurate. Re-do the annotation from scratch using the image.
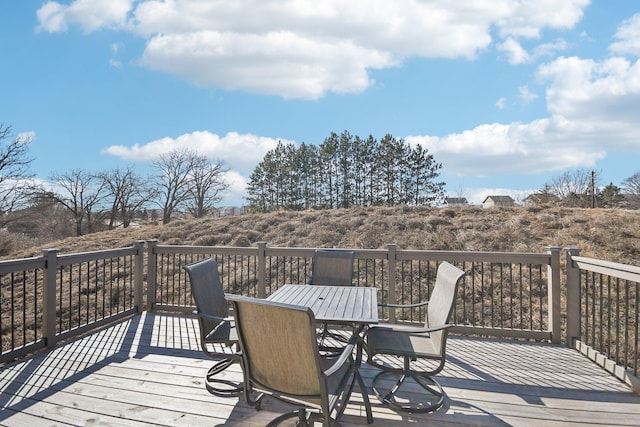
[2,312,640,426]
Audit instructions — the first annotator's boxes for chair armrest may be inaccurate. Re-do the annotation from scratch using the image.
[406,323,454,334]
[322,333,359,377]
[195,311,233,323]
[378,300,429,309]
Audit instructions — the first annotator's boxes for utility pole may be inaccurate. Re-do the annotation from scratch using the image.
[591,170,596,208]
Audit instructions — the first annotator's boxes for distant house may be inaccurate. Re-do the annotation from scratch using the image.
[482,195,515,208]
[444,197,469,207]
[215,206,245,217]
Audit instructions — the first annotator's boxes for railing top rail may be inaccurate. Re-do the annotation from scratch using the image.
[57,246,140,266]
[571,255,640,283]
[154,245,257,256]
[153,244,554,264]
[396,250,552,264]
[0,256,46,274]
[264,247,390,259]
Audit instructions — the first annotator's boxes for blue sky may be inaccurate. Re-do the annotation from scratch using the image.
[2,1,640,206]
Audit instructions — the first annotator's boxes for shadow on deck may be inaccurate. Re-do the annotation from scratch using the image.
[1,312,639,426]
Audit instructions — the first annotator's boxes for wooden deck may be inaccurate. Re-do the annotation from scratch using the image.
[1,312,639,426]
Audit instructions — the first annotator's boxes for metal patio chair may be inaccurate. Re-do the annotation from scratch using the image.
[308,249,356,287]
[184,258,242,396]
[365,261,465,413]
[308,249,356,348]
[227,294,373,427]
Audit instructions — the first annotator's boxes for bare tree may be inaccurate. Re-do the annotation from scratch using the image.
[188,157,229,218]
[545,168,600,207]
[152,148,199,224]
[49,169,109,236]
[101,166,156,229]
[621,171,640,209]
[621,172,640,196]
[0,124,41,227]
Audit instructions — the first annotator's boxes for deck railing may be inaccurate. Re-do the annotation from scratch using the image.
[2,240,639,393]
[147,241,561,342]
[1,242,145,363]
[566,248,639,389]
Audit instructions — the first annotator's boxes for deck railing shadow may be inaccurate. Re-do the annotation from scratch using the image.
[0,314,142,422]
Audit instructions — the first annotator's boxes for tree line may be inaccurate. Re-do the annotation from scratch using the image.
[0,124,228,244]
[245,131,445,212]
[43,149,228,235]
[538,168,640,209]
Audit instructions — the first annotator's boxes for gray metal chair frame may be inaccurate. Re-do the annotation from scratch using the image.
[365,261,465,413]
[227,294,373,427]
[308,249,356,349]
[184,258,242,397]
[308,249,356,287]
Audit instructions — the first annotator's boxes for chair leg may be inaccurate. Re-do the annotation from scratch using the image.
[204,358,243,396]
[371,369,445,413]
[356,370,374,423]
[265,408,317,427]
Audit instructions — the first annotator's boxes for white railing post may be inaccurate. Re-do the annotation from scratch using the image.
[387,243,397,323]
[133,240,145,312]
[257,241,267,298]
[565,247,582,347]
[146,240,158,312]
[42,248,59,349]
[546,246,562,343]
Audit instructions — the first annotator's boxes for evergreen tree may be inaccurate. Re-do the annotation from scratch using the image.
[598,182,623,208]
[245,131,445,212]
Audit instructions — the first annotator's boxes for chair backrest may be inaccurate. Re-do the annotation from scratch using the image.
[309,249,355,286]
[227,295,323,396]
[184,258,228,334]
[425,261,465,351]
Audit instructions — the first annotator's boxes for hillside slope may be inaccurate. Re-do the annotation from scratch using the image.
[8,206,640,265]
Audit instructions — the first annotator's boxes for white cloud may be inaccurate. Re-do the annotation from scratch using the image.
[537,56,640,127]
[496,97,507,109]
[103,131,294,205]
[36,2,68,33]
[532,39,569,59]
[495,0,589,39]
[498,37,568,65]
[222,170,249,205]
[407,52,640,180]
[37,0,134,33]
[36,0,590,99]
[406,118,607,177]
[102,131,291,175]
[17,131,36,144]
[139,31,394,99]
[609,13,640,57]
[518,85,538,104]
[498,37,530,64]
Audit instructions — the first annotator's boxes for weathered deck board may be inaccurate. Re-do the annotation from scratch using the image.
[1,312,639,427]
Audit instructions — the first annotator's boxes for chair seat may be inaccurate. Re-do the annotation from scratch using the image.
[204,321,236,342]
[366,325,440,359]
[253,353,353,411]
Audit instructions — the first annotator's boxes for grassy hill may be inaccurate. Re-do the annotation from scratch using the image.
[6,205,640,266]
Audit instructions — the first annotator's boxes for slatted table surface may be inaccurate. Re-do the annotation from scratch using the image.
[1,312,640,426]
[267,284,378,325]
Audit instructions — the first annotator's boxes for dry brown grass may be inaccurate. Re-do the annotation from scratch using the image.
[4,205,640,265]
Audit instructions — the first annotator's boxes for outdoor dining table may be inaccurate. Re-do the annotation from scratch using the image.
[266,284,379,329]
